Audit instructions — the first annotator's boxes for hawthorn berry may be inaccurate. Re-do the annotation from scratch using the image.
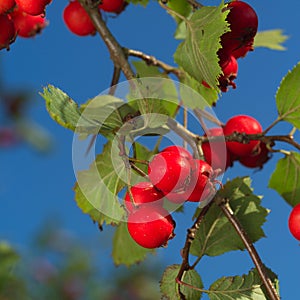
[10,7,47,38]
[127,205,175,249]
[288,203,300,241]
[186,159,215,202]
[99,0,126,14]
[221,0,258,54]
[0,14,16,50]
[124,181,164,213]
[218,54,238,92]
[161,145,194,161]
[148,150,192,193]
[0,0,15,14]
[15,0,51,16]
[63,0,96,36]
[224,115,262,157]
[202,127,231,173]
[239,142,271,168]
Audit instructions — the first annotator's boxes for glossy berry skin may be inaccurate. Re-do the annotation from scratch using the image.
[202,127,231,173]
[0,14,16,50]
[221,0,258,54]
[124,182,164,213]
[10,7,47,38]
[161,145,194,161]
[218,54,238,92]
[231,39,254,59]
[148,150,192,193]
[0,0,15,14]
[288,203,300,241]
[127,206,175,249]
[15,0,51,16]
[224,115,262,157]
[187,159,214,202]
[63,1,96,36]
[239,142,271,168]
[99,0,125,13]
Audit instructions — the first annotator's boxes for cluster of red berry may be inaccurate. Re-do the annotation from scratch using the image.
[63,0,126,37]
[0,0,50,51]
[125,114,270,249]
[217,0,258,92]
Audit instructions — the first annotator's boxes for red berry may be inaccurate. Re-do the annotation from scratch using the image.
[202,127,231,173]
[239,142,271,168]
[161,145,194,161]
[15,0,51,16]
[99,0,125,13]
[218,54,238,92]
[221,0,258,54]
[63,0,96,36]
[288,203,300,241]
[0,0,15,14]
[148,150,192,193]
[231,39,254,59]
[224,115,262,157]
[124,182,164,213]
[186,159,215,202]
[0,14,16,50]
[127,205,175,249]
[10,7,47,38]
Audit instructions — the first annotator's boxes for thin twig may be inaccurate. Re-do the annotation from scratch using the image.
[217,198,280,300]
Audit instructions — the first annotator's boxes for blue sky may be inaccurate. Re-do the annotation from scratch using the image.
[1,0,300,298]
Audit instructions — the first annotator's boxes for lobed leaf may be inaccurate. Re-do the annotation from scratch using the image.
[160,264,203,300]
[112,222,153,267]
[254,29,288,51]
[40,85,82,131]
[269,152,300,207]
[174,3,229,90]
[276,62,300,129]
[191,177,268,257]
[74,141,127,226]
[208,269,272,300]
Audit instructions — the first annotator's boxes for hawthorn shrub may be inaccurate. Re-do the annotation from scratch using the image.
[2,1,300,300]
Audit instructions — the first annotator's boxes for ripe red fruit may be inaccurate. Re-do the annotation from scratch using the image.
[0,14,16,50]
[187,159,215,202]
[224,115,262,157]
[239,142,271,168]
[127,205,175,249]
[231,39,254,59]
[63,0,96,36]
[0,0,15,14]
[218,54,238,92]
[15,0,51,16]
[288,203,300,241]
[161,145,194,161]
[99,0,125,13]
[148,150,192,193]
[124,182,164,213]
[221,0,258,54]
[202,127,231,173]
[10,7,47,38]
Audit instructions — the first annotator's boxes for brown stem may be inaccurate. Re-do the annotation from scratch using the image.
[218,199,280,300]
[176,201,213,299]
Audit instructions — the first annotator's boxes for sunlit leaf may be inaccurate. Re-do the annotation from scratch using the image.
[254,29,288,50]
[191,177,268,257]
[276,62,300,129]
[160,264,203,300]
[269,152,300,207]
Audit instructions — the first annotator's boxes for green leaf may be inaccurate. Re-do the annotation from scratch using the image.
[269,152,300,207]
[275,62,300,129]
[191,177,268,257]
[160,265,203,300]
[79,94,136,138]
[40,85,82,131]
[174,3,229,90]
[208,269,269,300]
[112,222,153,266]
[254,29,288,51]
[126,0,149,6]
[0,242,19,272]
[74,141,127,226]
